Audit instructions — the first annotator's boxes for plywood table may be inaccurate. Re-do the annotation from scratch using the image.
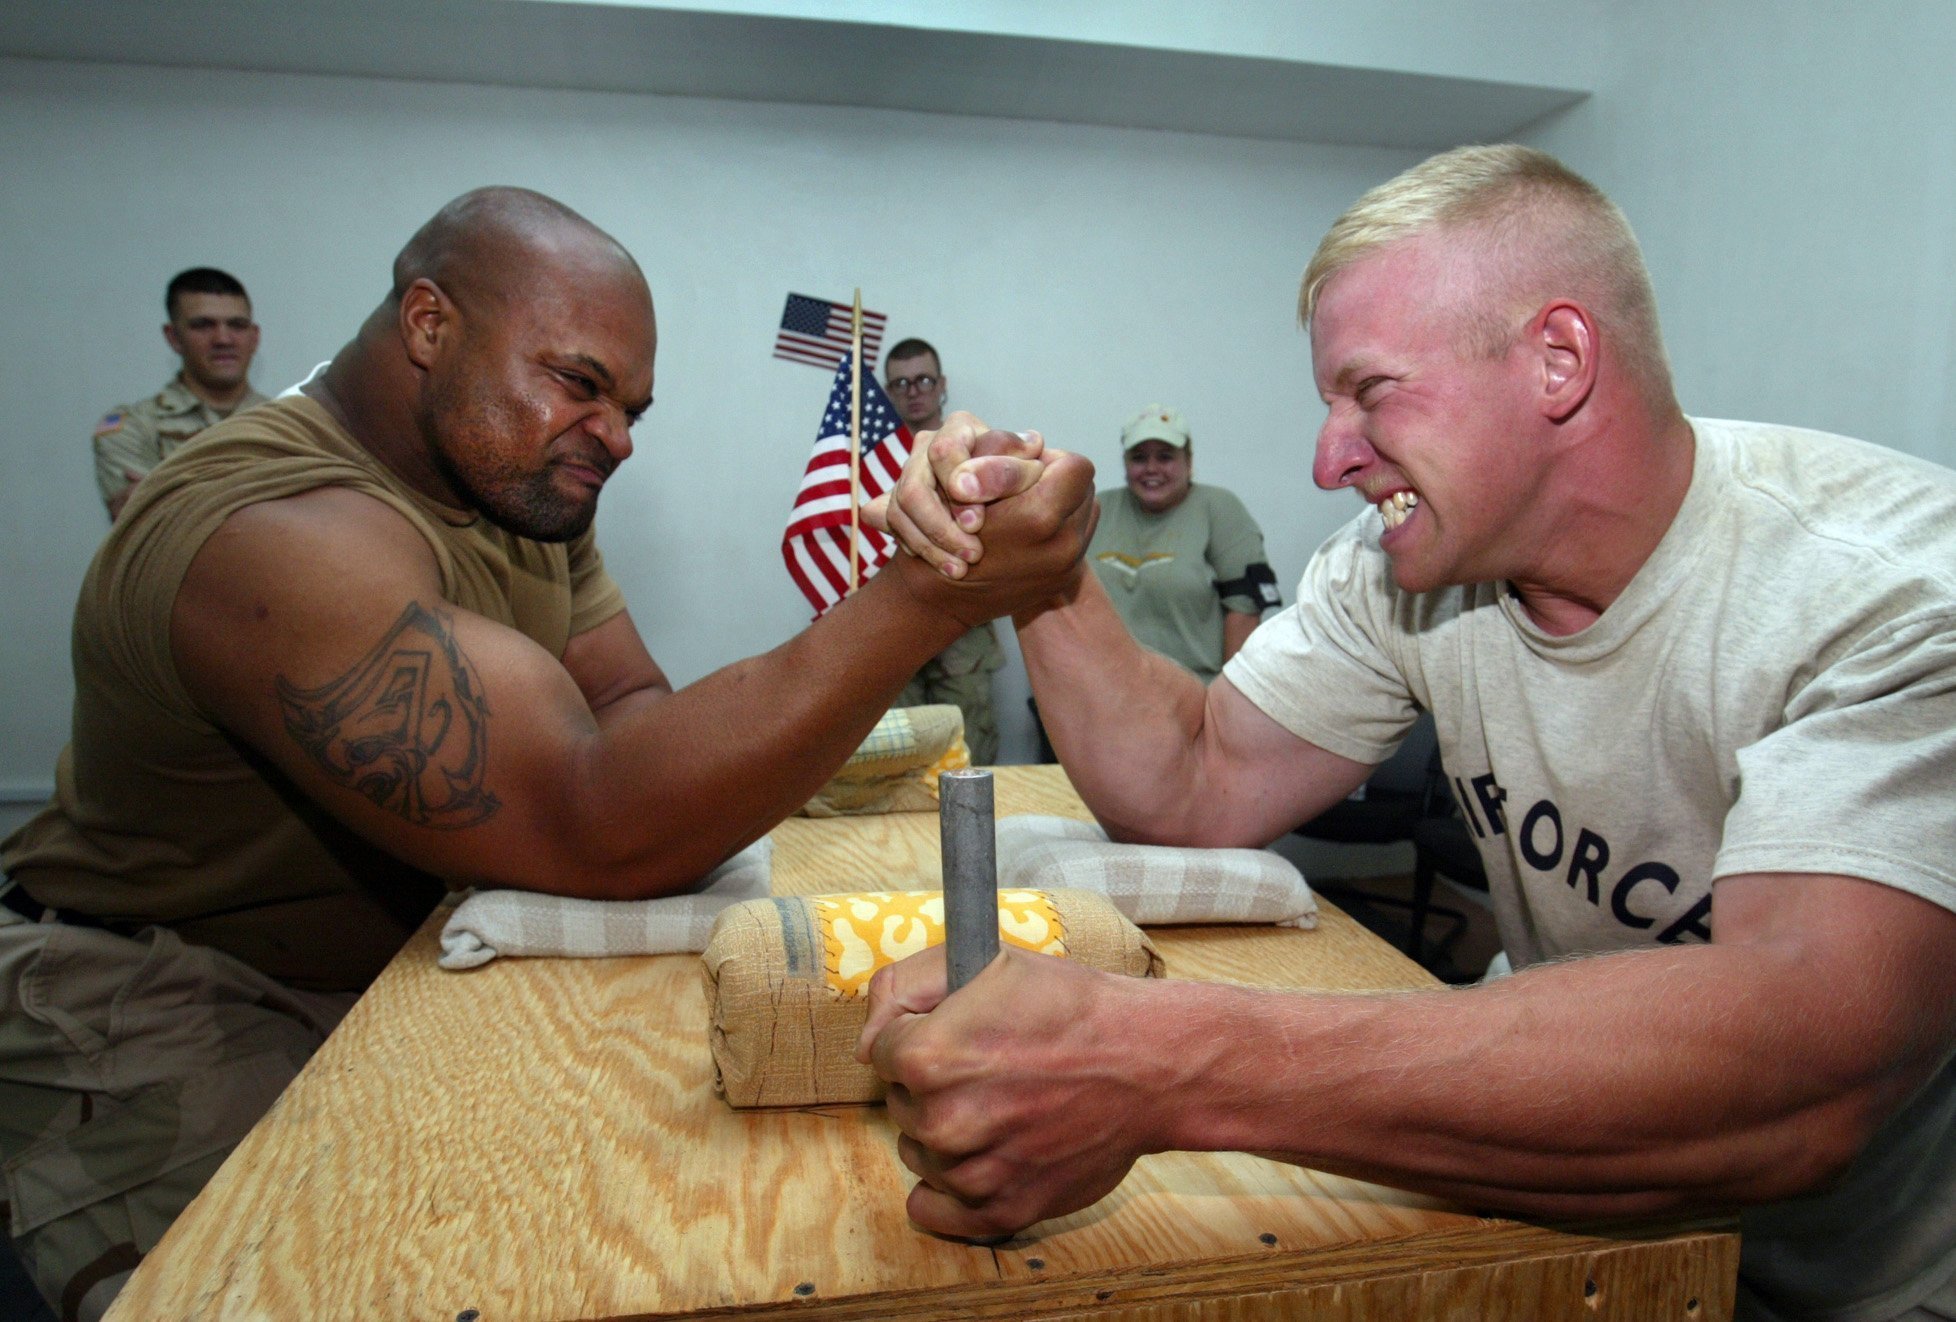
[107,765,1736,1320]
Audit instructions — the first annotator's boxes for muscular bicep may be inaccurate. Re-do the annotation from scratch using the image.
[171,487,603,890]
[1689,870,1956,1190]
[1109,676,1373,847]
[269,598,513,829]
[1711,872,1956,1102]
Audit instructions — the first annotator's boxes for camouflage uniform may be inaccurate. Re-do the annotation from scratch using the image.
[895,623,1003,765]
[0,898,352,1321]
[89,377,267,513]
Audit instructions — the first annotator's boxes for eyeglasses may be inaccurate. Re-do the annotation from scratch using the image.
[885,374,940,394]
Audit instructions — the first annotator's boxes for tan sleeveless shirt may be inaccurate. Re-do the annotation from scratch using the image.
[3,395,627,990]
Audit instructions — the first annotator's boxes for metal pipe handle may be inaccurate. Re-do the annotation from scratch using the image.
[939,768,999,992]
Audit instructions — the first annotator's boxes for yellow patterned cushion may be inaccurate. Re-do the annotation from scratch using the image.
[702,888,1162,1107]
[812,889,1065,998]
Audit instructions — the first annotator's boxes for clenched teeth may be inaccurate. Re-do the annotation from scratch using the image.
[1378,490,1419,531]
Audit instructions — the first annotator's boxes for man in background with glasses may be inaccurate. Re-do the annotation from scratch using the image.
[883,337,1005,764]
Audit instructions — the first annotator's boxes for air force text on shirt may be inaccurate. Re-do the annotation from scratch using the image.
[1451,771,1714,945]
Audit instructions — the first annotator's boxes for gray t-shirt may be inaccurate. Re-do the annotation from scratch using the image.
[1226,417,1956,1320]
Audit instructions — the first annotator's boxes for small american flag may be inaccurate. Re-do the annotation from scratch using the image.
[782,354,912,617]
[773,292,887,371]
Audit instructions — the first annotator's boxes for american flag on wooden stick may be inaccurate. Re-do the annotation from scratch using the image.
[783,354,912,617]
[774,292,886,370]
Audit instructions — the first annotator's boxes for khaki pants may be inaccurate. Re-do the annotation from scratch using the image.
[897,623,1002,766]
[0,910,352,1321]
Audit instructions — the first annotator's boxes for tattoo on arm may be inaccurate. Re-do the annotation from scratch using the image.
[276,602,502,829]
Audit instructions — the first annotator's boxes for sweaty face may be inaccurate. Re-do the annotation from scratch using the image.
[884,353,945,430]
[1124,440,1192,514]
[423,268,655,542]
[165,293,259,393]
[1309,235,1537,595]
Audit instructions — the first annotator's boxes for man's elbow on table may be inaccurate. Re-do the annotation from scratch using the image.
[494,746,772,902]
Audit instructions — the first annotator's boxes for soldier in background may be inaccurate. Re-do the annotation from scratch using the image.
[92,268,267,519]
[883,337,1005,763]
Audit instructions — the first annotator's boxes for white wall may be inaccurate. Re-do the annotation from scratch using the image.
[1525,0,1956,468]
[0,56,1414,797]
[9,0,1956,820]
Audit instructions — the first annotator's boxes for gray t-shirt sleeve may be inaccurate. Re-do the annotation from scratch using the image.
[1716,600,1956,909]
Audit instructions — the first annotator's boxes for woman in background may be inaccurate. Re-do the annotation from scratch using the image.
[1088,404,1280,682]
[1033,404,1280,761]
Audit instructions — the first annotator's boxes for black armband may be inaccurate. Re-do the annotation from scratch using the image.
[1215,562,1282,612]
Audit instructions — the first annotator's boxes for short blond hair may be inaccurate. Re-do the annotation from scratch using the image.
[1300,145,1673,408]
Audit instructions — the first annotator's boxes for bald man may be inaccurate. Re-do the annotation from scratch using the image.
[866,147,1956,1321]
[0,187,1094,1318]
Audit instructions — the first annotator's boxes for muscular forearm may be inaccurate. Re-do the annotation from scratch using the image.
[1017,575,1349,846]
[546,566,968,897]
[868,838,1955,1243]
[1147,942,1909,1216]
[1015,574,1221,842]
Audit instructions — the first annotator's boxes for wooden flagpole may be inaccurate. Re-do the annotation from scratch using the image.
[848,288,864,593]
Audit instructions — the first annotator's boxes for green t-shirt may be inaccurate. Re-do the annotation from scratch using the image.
[1088,483,1277,683]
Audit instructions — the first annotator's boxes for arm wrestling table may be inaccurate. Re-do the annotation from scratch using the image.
[104,764,1736,1321]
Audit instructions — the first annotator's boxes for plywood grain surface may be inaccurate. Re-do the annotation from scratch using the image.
[106,766,1735,1321]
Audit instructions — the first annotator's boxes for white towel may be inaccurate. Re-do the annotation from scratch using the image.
[437,839,774,969]
[996,816,1316,929]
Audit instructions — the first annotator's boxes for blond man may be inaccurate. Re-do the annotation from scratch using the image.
[864,146,1956,1322]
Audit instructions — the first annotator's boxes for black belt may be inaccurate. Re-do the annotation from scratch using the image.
[0,883,148,936]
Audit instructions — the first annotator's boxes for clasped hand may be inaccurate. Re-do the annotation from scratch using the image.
[863,412,1099,624]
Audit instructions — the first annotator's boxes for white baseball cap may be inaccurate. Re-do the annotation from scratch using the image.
[1119,404,1190,451]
